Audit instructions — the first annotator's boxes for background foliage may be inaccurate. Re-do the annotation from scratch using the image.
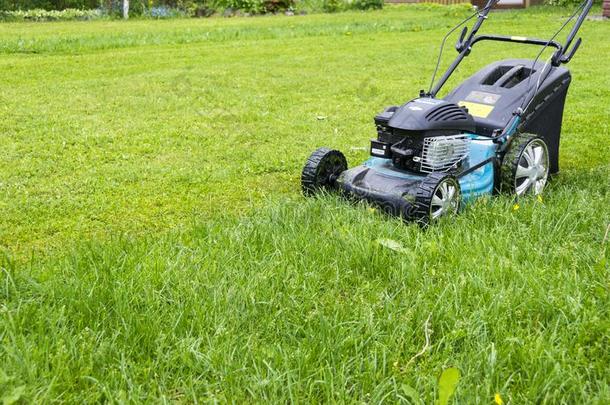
[0,7,102,20]
[546,0,602,6]
[0,0,97,11]
[0,0,604,17]
[0,0,385,15]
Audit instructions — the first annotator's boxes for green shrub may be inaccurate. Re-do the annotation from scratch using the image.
[0,0,388,19]
[263,0,293,12]
[184,0,215,16]
[218,0,296,13]
[318,0,383,13]
[322,0,342,12]
[294,0,322,12]
[0,0,99,11]
[351,0,382,10]
[545,0,601,5]
[0,7,103,20]
[224,0,265,13]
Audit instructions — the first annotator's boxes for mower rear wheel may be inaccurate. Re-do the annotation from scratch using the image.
[501,134,549,196]
[301,147,347,196]
[413,172,461,223]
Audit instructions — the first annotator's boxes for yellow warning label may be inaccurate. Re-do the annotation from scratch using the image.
[511,36,528,42]
[459,101,494,118]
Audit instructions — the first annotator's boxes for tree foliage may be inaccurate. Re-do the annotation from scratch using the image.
[0,0,384,14]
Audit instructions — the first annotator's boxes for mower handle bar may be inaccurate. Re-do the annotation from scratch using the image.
[458,0,592,62]
[469,35,562,52]
[429,0,592,97]
[467,0,592,65]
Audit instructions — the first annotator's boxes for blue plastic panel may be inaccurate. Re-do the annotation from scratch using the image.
[459,137,496,203]
[361,135,498,204]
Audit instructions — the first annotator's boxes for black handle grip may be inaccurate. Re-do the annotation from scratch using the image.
[561,0,592,58]
[561,37,582,64]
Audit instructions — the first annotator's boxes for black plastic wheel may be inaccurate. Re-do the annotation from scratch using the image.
[301,147,348,196]
[500,133,550,196]
[411,172,461,224]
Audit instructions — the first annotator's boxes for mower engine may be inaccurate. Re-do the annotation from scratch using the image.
[371,98,475,173]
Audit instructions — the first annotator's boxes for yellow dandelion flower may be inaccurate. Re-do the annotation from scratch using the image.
[494,393,503,405]
[537,195,543,203]
[513,203,520,211]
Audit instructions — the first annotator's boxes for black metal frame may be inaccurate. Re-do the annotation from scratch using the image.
[428,0,593,99]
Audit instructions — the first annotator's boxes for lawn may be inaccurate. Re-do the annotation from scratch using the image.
[1,4,609,403]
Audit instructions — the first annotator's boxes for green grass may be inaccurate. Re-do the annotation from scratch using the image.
[1,5,609,403]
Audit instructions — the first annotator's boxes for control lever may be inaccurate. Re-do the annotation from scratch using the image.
[560,37,582,64]
[455,26,468,52]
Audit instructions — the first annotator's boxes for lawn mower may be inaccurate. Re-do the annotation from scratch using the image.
[301,0,593,222]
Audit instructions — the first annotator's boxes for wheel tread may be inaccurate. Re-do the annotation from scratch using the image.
[412,172,460,224]
[500,133,547,195]
[301,147,347,196]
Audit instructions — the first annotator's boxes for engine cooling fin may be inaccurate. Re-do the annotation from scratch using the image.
[425,103,471,122]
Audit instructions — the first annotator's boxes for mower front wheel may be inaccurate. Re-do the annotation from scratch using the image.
[412,172,461,224]
[301,147,347,196]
